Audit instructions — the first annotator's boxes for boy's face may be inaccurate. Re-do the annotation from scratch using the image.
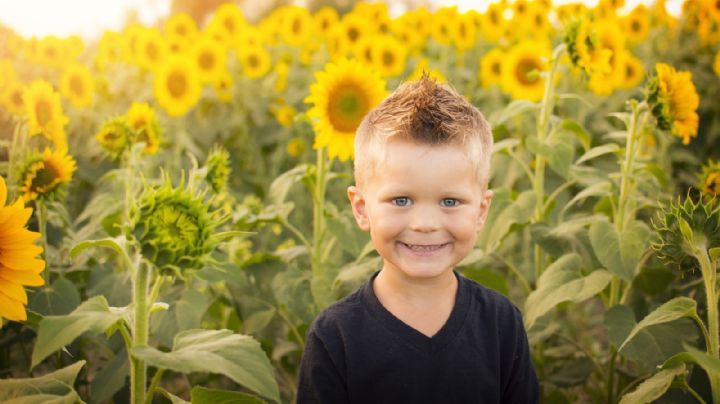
[348,140,493,281]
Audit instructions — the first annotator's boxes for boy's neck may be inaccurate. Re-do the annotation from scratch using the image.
[373,267,458,307]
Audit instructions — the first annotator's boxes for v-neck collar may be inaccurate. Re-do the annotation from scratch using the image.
[361,270,470,355]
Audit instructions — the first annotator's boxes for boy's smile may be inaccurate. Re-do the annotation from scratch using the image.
[348,139,493,282]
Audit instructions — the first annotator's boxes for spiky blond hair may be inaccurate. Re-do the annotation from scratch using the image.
[354,73,493,190]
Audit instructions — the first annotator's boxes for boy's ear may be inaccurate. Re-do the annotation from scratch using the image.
[347,185,370,231]
[475,190,494,231]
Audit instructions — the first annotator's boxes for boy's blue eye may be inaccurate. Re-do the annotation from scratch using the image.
[392,197,410,206]
[441,198,459,207]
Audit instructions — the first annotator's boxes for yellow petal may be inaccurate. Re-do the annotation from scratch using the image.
[0,200,32,227]
[0,176,6,206]
[0,229,41,245]
[0,268,45,287]
[0,278,28,304]
[0,255,45,272]
[1,244,43,257]
[0,291,27,321]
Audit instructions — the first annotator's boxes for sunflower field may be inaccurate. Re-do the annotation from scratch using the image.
[1,0,720,402]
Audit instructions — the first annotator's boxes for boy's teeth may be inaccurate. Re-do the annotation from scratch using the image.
[405,243,444,251]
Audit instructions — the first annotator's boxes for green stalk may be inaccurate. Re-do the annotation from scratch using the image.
[698,247,720,404]
[531,44,564,280]
[130,260,151,404]
[311,147,329,310]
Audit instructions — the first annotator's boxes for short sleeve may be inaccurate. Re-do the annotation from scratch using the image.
[296,329,350,404]
[501,307,539,404]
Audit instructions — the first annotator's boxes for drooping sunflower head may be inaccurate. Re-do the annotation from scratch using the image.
[305,58,388,161]
[0,175,45,324]
[19,147,76,202]
[563,17,611,76]
[95,116,136,160]
[153,55,202,117]
[646,62,700,145]
[126,101,163,155]
[699,160,720,198]
[60,63,95,108]
[652,194,720,273]
[22,80,68,149]
[128,175,227,276]
[204,145,232,194]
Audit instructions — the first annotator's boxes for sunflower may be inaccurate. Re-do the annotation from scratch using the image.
[204,145,231,194]
[153,55,202,117]
[618,52,645,89]
[480,3,506,42]
[556,3,587,23]
[164,13,198,40]
[238,45,271,80]
[60,63,94,108]
[480,47,505,88]
[0,60,16,97]
[2,80,25,115]
[19,148,76,202]
[279,6,313,47]
[126,102,162,155]
[192,35,227,84]
[274,61,290,93]
[210,3,246,44]
[523,2,552,39]
[326,25,352,60]
[646,63,700,145]
[287,137,307,157]
[305,58,387,161]
[698,12,720,45]
[501,40,550,102]
[213,70,234,103]
[563,18,612,79]
[453,13,477,52]
[121,24,146,65]
[371,35,407,78]
[22,80,68,149]
[431,7,459,45]
[36,36,66,68]
[95,117,136,160]
[314,6,339,37]
[136,29,168,71]
[0,176,45,325]
[94,31,123,71]
[699,160,720,198]
[341,13,369,49]
[623,6,650,44]
[272,103,296,128]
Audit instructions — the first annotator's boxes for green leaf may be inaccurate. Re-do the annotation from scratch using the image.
[560,119,591,151]
[589,220,650,281]
[524,254,612,328]
[268,164,310,204]
[574,143,620,165]
[605,305,636,348]
[191,386,266,404]
[462,268,509,297]
[619,297,698,351]
[633,266,676,296]
[489,99,539,126]
[28,277,81,316]
[0,360,85,403]
[525,132,575,180]
[153,288,210,348]
[491,138,520,154]
[157,387,190,404]
[132,329,280,403]
[618,364,686,404]
[562,182,612,213]
[483,191,535,251]
[621,319,698,371]
[32,296,124,369]
[90,347,129,402]
[243,308,276,335]
[663,344,720,377]
[70,237,134,271]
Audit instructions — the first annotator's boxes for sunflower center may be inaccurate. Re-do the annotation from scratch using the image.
[631,20,641,33]
[30,164,59,191]
[177,25,187,36]
[491,61,501,75]
[347,27,359,42]
[70,75,84,97]
[223,18,236,34]
[156,205,200,244]
[146,42,159,61]
[328,83,369,132]
[382,50,395,67]
[292,18,302,34]
[35,100,52,126]
[199,51,215,70]
[167,71,187,98]
[247,54,260,68]
[515,56,540,86]
[11,90,23,107]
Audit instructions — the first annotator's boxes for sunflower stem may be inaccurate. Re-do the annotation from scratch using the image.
[697,247,720,404]
[311,147,330,311]
[130,259,151,404]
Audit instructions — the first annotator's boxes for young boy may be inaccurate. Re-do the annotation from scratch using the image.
[297,75,539,403]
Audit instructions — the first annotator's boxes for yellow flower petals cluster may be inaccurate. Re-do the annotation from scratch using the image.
[501,40,550,102]
[647,63,700,145]
[0,176,45,325]
[305,58,387,161]
[22,80,68,149]
[153,56,202,117]
[19,148,77,202]
[60,63,95,108]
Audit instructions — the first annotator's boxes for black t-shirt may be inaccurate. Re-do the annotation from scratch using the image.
[297,271,539,404]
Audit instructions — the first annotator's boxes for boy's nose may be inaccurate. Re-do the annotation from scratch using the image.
[408,205,440,233]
